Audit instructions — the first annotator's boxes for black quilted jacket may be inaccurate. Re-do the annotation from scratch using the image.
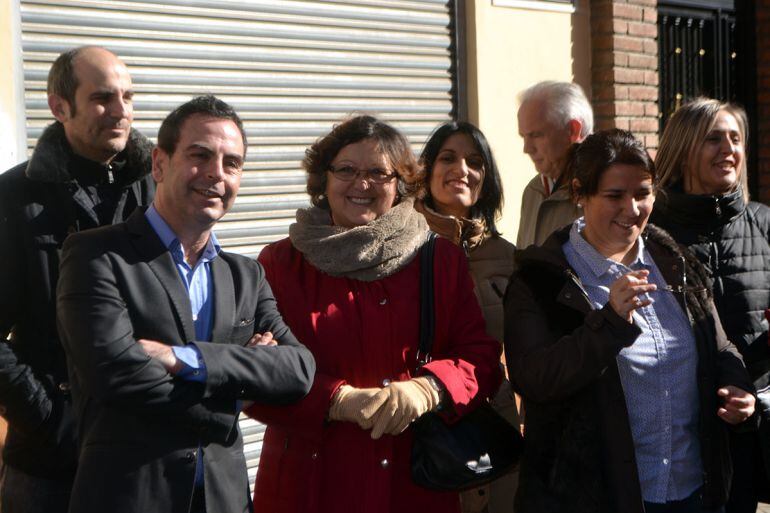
[651,186,770,386]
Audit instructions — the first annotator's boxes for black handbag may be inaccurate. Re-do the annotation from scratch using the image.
[410,232,523,491]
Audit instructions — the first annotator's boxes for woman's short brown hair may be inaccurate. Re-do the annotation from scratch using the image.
[567,129,655,200]
[304,114,423,209]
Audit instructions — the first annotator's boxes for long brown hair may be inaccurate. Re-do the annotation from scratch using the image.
[655,98,749,200]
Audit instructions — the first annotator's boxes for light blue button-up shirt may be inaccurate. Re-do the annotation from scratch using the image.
[145,205,221,487]
[563,218,703,504]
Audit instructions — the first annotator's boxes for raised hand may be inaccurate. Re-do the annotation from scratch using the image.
[608,269,657,323]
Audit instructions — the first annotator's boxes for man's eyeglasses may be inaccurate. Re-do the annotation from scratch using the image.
[328,165,397,184]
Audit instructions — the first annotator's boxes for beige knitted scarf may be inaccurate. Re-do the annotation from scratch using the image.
[289,197,429,281]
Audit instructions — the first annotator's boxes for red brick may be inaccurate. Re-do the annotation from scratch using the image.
[645,103,660,117]
[628,53,657,69]
[593,68,617,84]
[630,118,659,133]
[614,3,644,20]
[630,0,657,6]
[612,117,631,130]
[643,8,657,23]
[592,35,616,51]
[644,70,659,85]
[628,21,657,38]
[593,101,617,117]
[593,51,629,68]
[615,35,646,52]
[628,85,658,101]
[593,85,631,102]
[615,101,646,116]
[644,134,659,149]
[643,39,658,54]
[615,68,646,84]
[593,18,616,34]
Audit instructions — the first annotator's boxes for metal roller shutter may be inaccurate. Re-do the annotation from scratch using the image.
[19,0,456,489]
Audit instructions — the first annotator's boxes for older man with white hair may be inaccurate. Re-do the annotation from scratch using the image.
[516,81,593,248]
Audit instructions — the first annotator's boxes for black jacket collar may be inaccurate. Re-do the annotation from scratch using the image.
[25,121,153,186]
[654,185,745,227]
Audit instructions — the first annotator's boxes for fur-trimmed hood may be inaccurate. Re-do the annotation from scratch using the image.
[25,121,154,184]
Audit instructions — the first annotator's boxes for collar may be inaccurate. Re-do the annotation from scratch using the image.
[145,204,221,264]
[25,121,154,186]
[414,199,486,250]
[567,218,647,279]
[655,184,745,226]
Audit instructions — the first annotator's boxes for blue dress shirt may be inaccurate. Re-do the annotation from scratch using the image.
[145,205,220,382]
[563,218,703,504]
[145,205,221,487]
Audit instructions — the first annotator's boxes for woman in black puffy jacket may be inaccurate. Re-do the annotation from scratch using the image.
[650,97,770,513]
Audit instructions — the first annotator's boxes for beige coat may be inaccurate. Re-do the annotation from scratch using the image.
[516,175,581,248]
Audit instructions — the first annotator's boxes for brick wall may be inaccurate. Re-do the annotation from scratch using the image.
[590,0,659,152]
[758,0,770,202]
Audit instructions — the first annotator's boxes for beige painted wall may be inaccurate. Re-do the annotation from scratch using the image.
[465,0,591,242]
[0,0,26,171]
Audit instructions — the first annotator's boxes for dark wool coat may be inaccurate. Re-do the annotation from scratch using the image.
[0,122,155,480]
[504,224,753,513]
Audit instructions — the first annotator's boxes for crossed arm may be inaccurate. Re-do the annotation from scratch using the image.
[56,234,315,422]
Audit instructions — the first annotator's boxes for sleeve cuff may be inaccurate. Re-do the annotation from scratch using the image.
[171,344,207,382]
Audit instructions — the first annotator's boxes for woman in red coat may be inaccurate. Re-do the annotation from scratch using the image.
[246,115,501,513]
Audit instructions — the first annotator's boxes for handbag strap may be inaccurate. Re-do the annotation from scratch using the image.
[417,231,438,369]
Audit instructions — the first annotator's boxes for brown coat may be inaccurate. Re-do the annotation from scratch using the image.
[516,176,581,249]
[504,224,753,513]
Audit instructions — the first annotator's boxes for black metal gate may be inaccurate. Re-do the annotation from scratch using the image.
[657,0,757,192]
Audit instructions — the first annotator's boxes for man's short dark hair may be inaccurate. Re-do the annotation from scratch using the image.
[157,95,247,156]
[47,46,93,115]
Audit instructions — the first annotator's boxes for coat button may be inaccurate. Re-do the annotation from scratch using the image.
[379,298,387,306]
[58,382,71,392]
[311,452,318,459]
[380,459,389,468]
[564,292,572,299]
[382,379,391,386]
[185,451,196,462]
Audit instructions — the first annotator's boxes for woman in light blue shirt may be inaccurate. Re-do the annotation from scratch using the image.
[504,129,755,513]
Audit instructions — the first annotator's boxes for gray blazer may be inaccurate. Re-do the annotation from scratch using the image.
[57,207,315,513]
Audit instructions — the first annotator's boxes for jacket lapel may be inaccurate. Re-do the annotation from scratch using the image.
[126,208,196,343]
[210,256,235,345]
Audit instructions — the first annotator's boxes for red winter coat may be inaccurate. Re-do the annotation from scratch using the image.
[247,237,501,513]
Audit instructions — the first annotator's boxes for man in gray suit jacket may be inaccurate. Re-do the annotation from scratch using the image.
[56,95,315,513]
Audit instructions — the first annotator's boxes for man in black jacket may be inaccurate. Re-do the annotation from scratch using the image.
[0,46,154,513]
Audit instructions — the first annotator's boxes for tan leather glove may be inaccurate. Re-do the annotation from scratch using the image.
[328,385,382,428]
[361,377,442,439]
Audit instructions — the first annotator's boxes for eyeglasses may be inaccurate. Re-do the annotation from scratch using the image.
[328,165,397,184]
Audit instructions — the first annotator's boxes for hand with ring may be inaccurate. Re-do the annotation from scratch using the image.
[608,269,657,323]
